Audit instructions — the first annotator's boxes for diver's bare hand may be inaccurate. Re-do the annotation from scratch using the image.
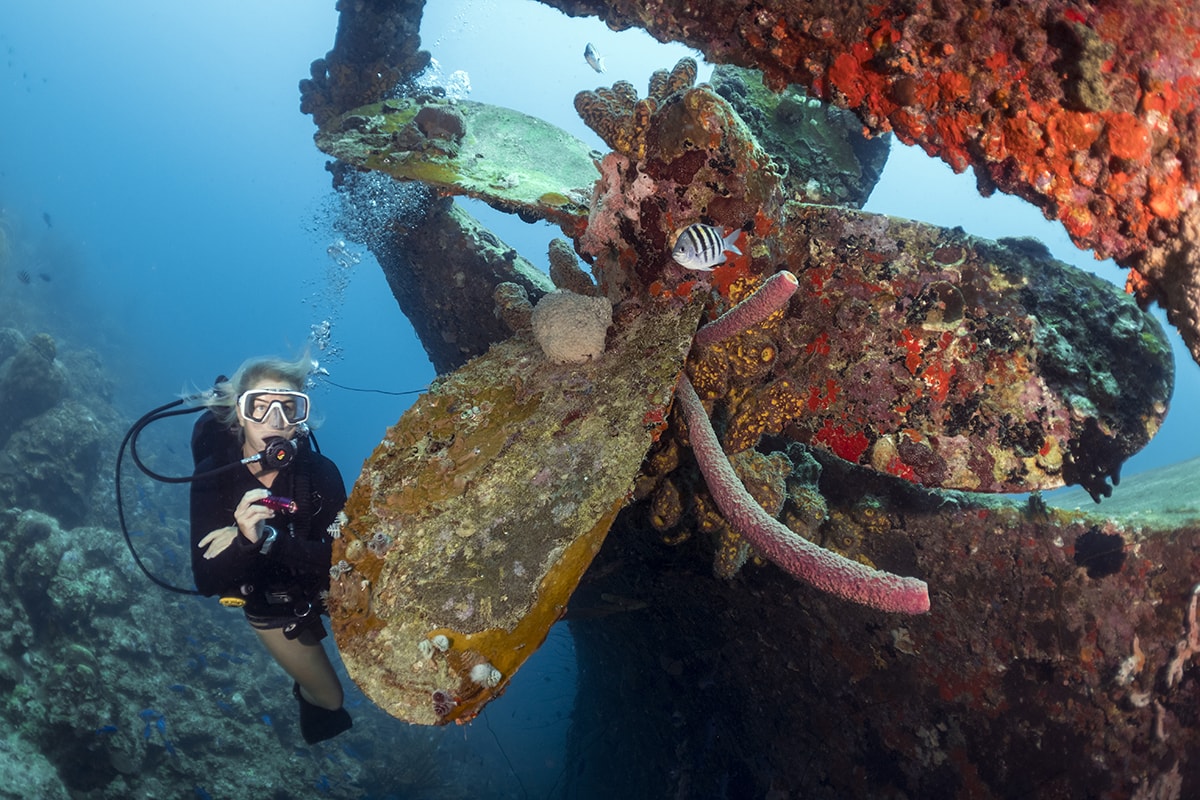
[235,488,275,543]
[198,526,238,559]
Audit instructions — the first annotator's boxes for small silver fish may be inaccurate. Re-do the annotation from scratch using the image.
[584,43,606,74]
[671,223,743,271]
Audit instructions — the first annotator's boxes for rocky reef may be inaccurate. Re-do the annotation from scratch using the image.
[0,501,496,798]
[0,329,114,528]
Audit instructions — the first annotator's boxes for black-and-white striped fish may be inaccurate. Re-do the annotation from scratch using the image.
[670,223,742,271]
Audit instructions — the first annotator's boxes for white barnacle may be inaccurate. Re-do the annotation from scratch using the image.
[329,559,352,580]
[417,639,435,660]
[469,662,502,688]
[430,634,451,653]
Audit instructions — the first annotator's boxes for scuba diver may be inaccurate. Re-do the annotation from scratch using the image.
[188,353,352,744]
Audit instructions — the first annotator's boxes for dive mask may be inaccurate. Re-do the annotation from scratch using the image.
[237,389,310,426]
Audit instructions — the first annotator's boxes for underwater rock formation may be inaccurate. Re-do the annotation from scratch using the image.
[0,327,23,363]
[0,332,68,441]
[0,331,121,527]
[0,508,353,797]
[1,402,106,529]
[537,0,1200,366]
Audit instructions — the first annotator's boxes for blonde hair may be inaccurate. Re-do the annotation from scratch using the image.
[202,351,314,432]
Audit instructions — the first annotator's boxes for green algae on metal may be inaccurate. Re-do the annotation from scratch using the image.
[709,65,888,209]
[314,97,597,235]
[327,298,703,725]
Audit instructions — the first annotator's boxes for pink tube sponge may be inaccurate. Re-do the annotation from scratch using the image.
[676,375,930,614]
[695,270,799,347]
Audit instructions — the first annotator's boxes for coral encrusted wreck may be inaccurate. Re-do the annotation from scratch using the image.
[298,1,1200,795]
[312,48,1171,725]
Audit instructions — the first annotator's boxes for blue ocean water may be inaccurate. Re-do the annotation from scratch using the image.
[1,1,1195,797]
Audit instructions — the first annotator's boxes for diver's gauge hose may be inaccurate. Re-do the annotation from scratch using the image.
[114,397,305,595]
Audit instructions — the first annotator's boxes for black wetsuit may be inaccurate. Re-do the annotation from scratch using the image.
[189,440,346,637]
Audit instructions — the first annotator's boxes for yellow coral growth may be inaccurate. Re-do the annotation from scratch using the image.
[692,490,725,536]
[727,332,779,383]
[821,501,892,568]
[712,525,751,579]
[687,322,781,399]
[650,477,684,531]
[647,58,699,104]
[723,380,809,453]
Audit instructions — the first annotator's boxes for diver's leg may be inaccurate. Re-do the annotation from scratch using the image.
[253,626,344,710]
